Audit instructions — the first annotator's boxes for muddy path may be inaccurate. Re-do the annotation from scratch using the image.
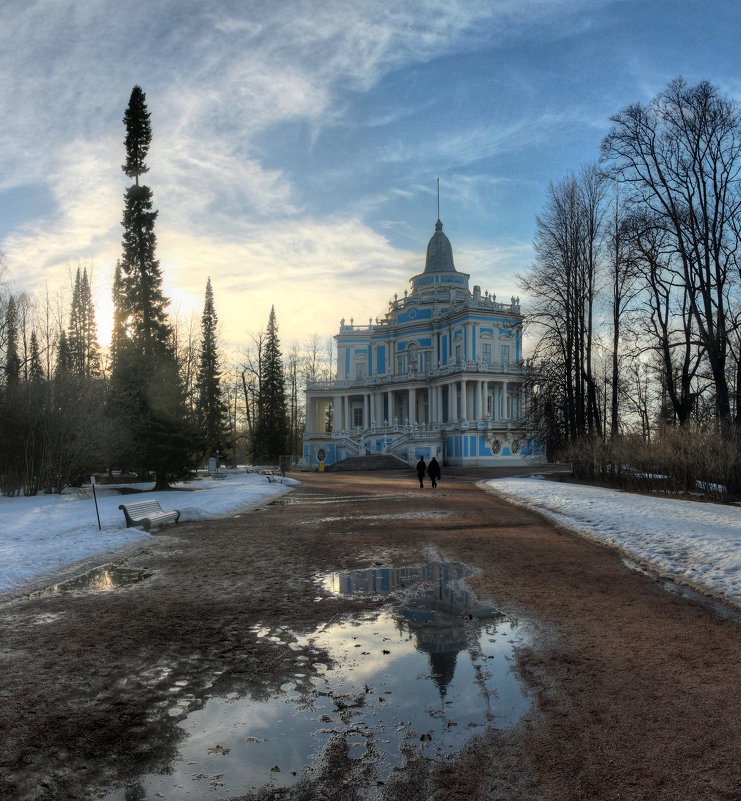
[1,469,739,801]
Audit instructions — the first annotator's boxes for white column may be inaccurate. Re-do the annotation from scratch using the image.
[332,395,341,431]
[460,379,467,420]
[363,393,369,428]
[502,381,509,420]
[449,381,457,421]
[306,395,314,431]
[344,396,350,429]
[408,387,416,425]
[437,386,443,423]
[386,389,393,424]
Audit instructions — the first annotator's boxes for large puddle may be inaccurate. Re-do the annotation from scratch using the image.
[103,562,530,800]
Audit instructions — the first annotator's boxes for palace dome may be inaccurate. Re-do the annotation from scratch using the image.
[424,219,456,273]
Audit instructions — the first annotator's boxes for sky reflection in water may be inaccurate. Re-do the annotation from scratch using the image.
[105,563,530,800]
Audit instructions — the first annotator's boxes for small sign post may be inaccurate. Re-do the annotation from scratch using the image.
[91,475,101,531]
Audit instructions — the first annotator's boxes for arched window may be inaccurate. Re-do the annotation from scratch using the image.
[407,343,419,372]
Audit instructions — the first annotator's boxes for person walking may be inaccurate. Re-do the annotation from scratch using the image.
[416,456,426,488]
[427,456,441,488]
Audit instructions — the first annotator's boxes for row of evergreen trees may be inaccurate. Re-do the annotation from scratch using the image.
[0,86,293,495]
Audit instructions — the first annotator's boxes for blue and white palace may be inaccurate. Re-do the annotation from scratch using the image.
[302,216,544,468]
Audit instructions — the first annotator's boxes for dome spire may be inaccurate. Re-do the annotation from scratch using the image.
[424,205,456,274]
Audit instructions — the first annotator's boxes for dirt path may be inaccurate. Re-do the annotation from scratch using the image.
[1,469,739,801]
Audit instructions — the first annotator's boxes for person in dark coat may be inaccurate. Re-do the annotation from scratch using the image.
[416,456,426,488]
[427,456,441,488]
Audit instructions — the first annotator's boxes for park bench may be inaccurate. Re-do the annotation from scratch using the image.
[119,499,180,532]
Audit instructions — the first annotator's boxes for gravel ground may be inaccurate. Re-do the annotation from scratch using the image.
[0,467,739,801]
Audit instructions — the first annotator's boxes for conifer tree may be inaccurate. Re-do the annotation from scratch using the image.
[109,86,194,487]
[28,331,44,383]
[0,295,23,495]
[68,266,100,377]
[110,260,127,367]
[4,295,20,385]
[252,306,288,462]
[119,87,171,357]
[55,330,72,377]
[196,277,228,458]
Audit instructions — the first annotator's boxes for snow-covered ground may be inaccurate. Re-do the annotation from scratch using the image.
[0,471,295,597]
[1,470,739,612]
[485,476,741,609]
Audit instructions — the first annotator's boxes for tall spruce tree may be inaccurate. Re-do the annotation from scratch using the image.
[28,331,44,383]
[196,277,228,459]
[119,86,171,358]
[110,261,127,366]
[109,85,193,488]
[4,295,20,385]
[68,266,100,377]
[252,306,288,462]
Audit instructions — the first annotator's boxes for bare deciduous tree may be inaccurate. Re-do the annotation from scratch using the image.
[603,78,741,430]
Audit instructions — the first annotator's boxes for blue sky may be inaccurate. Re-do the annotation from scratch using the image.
[2,0,741,349]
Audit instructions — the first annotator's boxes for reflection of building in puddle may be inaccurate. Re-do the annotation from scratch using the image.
[329,562,499,697]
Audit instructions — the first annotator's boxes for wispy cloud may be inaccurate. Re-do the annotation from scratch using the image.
[1,0,723,352]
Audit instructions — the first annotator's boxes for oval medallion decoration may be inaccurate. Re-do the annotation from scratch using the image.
[490,439,501,455]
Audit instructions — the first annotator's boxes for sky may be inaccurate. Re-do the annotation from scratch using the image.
[3,0,741,353]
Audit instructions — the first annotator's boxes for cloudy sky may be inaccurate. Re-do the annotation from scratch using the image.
[2,0,741,351]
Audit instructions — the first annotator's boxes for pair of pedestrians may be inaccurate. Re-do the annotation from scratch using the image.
[416,456,441,488]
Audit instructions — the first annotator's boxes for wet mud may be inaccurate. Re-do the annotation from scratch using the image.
[0,467,739,801]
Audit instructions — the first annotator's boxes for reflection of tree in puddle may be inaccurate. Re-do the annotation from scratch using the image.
[28,565,152,597]
[328,562,500,700]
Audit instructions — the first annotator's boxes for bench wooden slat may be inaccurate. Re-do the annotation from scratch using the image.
[119,499,180,532]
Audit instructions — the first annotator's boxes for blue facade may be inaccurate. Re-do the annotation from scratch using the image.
[302,216,541,469]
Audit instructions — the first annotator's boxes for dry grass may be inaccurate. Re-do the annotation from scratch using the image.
[567,428,741,502]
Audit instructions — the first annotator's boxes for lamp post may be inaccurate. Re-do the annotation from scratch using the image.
[214,450,220,479]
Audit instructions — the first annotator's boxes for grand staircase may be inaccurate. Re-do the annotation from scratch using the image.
[324,454,411,472]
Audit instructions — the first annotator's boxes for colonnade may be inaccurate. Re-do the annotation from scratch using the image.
[308,377,516,434]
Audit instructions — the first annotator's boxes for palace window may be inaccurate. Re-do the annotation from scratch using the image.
[353,407,363,428]
[407,343,418,372]
[482,342,492,364]
[355,361,367,380]
[500,344,510,364]
[396,354,404,374]
[423,350,431,371]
